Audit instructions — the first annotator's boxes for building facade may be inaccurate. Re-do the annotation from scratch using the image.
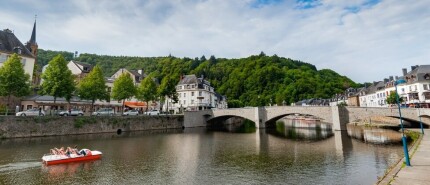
[165,75,227,114]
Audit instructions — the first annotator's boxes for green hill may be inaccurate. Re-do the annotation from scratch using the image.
[37,49,357,106]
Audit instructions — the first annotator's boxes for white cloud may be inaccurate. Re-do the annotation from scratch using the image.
[1,0,429,82]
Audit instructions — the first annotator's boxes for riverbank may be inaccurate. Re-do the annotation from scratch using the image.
[0,115,184,139]
[377,129,425,185]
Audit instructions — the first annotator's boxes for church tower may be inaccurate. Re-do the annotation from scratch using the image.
[25,19,38,57]
[25,17,39,87]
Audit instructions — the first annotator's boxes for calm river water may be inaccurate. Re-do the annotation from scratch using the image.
[0,123,403,185]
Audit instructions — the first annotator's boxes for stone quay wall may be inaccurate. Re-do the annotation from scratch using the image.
[0,115,184,139]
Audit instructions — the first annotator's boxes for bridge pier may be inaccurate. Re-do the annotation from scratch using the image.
[331,106,349,131]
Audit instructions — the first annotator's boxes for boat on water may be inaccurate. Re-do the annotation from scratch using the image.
[42,149,102,165]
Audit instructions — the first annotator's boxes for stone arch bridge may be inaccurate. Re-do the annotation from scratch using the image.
[184,106,430,130]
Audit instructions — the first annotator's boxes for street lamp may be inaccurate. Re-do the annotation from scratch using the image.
[394,79,410,166]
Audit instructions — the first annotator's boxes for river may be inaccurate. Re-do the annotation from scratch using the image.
[0,123,403,185]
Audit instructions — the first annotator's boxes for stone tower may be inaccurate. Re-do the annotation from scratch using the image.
[25,18,39,87]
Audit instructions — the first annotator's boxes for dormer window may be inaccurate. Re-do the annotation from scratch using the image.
[13,46,22,54]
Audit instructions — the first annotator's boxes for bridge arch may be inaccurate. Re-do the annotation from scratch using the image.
[265,113,324,128]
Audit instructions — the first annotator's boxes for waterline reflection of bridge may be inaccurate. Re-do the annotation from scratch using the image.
[184,106,430,131]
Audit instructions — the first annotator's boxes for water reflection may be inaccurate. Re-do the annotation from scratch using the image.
[0,127,403,185]
[347,124,402,144]
[267,119,333,141]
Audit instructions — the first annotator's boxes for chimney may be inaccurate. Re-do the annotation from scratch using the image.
[383,78,389,83]
[411,66,417,71]
[402,68,407,76]
[389,76,394,81]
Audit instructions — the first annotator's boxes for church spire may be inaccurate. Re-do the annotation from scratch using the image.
[29,15,37,44]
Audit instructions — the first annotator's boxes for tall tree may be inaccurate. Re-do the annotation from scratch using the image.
[386,92,404,106]
[136,75,157,112]
[0,54,31,114]
[111,73,136,114]
[77,65,108,113]
[158,76,178,114]
[40,54,75,104]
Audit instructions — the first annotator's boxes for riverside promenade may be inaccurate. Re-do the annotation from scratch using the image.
[386,129,430,185]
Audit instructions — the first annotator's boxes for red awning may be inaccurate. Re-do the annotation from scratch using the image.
[124,101,147,108]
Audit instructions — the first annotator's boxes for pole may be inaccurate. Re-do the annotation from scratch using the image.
[395,83,411,166]
[418,107,424,134]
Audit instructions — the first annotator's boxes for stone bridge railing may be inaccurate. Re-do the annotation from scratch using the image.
[184,106,429,131]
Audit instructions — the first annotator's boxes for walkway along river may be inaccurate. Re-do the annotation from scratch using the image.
[0,119,404,185]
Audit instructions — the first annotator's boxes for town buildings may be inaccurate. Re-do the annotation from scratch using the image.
[332,65,430,108]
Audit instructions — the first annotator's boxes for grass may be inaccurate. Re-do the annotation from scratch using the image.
[74,117,98,128]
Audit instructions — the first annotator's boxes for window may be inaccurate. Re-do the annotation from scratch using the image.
[424,84,428,90]
[0,54,7,63]
[184,93,186,97]
[415,85,417,91]
[401,88,405,92]
[191,100,194,104]
[191,85,195,88]
[183,100,186,104]
[191,92,194,96]
[199,91,202,96]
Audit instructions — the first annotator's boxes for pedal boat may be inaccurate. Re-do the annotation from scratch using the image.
[42,149,102,165]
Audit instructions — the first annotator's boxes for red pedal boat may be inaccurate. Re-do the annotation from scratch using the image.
[42,149,102,165]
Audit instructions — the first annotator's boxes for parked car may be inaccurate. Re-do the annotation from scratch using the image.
[16,109,45,116]
[123,109,139,116]
[92,108,114,116]
[144,110,160,116]
[59,109,84,116]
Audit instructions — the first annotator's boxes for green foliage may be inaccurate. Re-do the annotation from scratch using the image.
[338,102,348,107]
[37,49,74,71]
[136,75,157,110]
[112,73,136,112]
[38,50,357,106]
[0,53,31,100]
[386,92,404,105]
[227,99,244,108]
[74,117,97,128]
[77,65,108,111]
[40,54,75,102]
[158,76,179,113]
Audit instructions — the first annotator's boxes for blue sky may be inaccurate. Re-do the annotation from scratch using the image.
[1,0,429,83]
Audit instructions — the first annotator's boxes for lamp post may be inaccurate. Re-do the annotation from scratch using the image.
[394,79,410,166]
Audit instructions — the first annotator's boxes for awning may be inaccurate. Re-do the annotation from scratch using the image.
[124,101,147,108]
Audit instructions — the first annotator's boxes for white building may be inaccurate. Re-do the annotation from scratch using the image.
[164,74,227,114]
[0,28,36,81]
[401,65,430,107]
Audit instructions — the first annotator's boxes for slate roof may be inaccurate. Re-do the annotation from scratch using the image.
[0,29,35,58]
[72,61,93,73]
[405,65,430,82]
[178,74,211,87]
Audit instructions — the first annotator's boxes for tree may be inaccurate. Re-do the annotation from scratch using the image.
[40,54,75,104]
[386,92,404,105]
[157,76,178,114]
[0,53,31,114]
[111,73,136,114]
[136,75,157,112]
[77,65,108,113]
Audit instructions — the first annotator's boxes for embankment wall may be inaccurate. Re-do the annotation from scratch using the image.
[0,115,184,138]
